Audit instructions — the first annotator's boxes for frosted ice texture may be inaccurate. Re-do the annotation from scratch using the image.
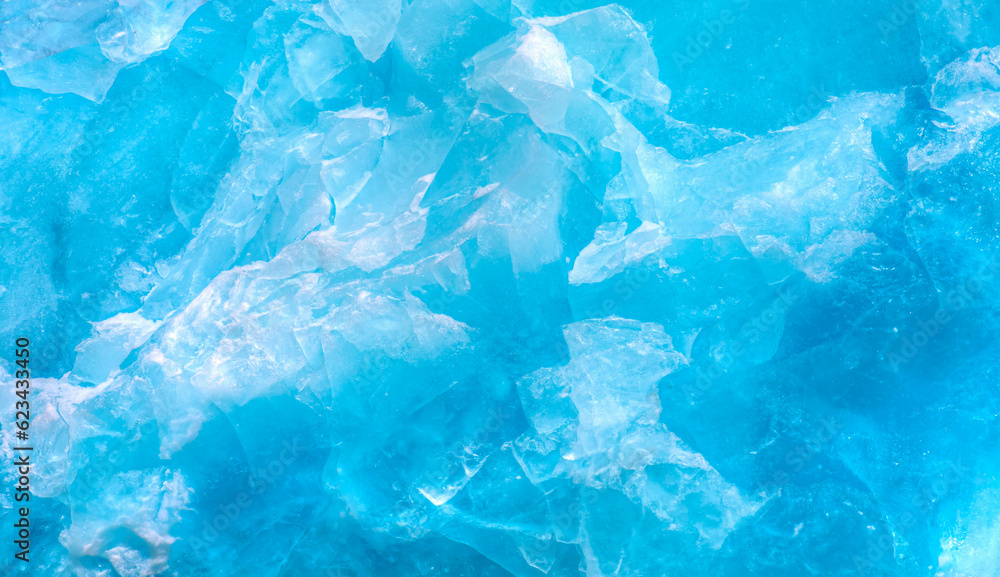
[1,0,999,576]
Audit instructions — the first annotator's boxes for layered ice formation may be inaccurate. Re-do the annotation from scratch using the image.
[2,0,1000,576]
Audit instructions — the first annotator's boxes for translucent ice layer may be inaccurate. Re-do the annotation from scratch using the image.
[2,0,1000,576]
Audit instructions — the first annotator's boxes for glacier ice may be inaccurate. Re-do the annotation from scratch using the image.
[2,0,1000,576]
[0,0,207,101]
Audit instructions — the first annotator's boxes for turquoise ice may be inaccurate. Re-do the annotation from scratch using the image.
[1,0,999,576]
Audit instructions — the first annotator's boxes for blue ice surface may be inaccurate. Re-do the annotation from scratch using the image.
[1,0,999,575]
